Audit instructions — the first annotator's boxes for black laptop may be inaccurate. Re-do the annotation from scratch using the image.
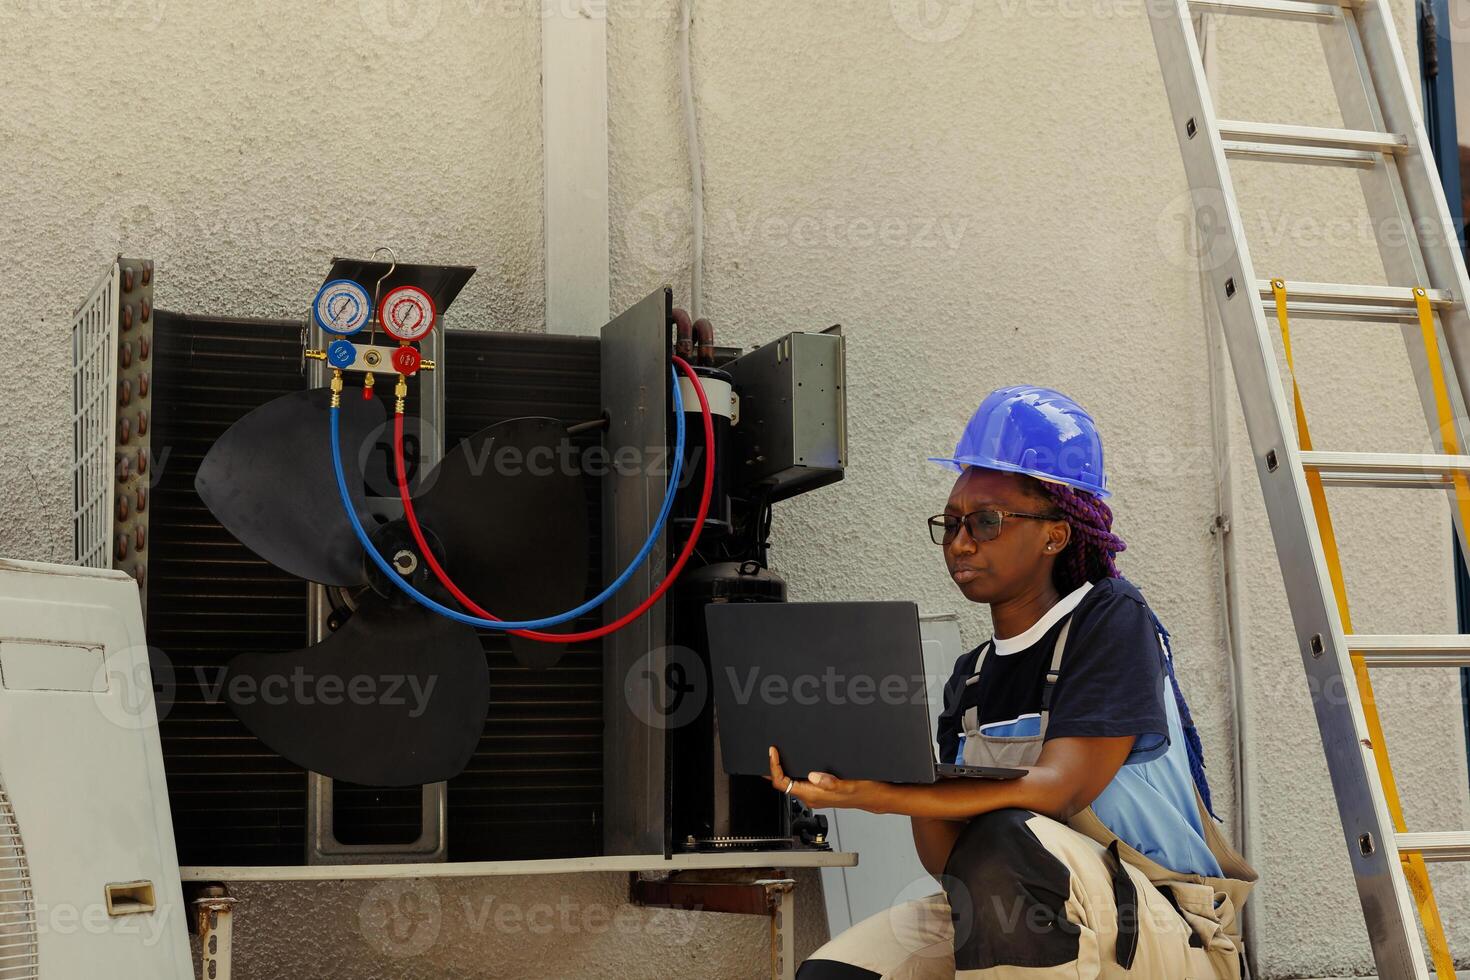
[704,601,1026,784]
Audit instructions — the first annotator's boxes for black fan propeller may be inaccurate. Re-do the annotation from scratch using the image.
[195,388,588,786]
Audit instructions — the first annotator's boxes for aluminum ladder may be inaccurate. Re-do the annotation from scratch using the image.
[1150,3,1470,976]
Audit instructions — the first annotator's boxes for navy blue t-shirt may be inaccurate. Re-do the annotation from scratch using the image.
[936,578,1169,768]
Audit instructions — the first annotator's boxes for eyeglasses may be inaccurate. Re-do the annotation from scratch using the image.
[927,508,1061,546]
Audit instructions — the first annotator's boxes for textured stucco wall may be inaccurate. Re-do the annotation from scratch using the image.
[3,0,1469,976]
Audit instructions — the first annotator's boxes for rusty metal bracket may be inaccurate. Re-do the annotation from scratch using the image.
[630,872,797,980]
[191,883,236,980]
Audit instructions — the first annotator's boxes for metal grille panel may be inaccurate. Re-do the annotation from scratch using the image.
[71,262,119,570]
[0,779,38,980]
[146,312,605,865]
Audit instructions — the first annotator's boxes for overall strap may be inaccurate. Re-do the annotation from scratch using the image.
[1040,616,1074,713]
[961,640,994,687]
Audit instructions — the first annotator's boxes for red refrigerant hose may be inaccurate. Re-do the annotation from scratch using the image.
[393,354,716,644]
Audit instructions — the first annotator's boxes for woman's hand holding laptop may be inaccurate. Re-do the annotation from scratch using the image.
[764,745,892,813]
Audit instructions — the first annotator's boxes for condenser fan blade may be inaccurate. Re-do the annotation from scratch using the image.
[196,388,385,587]
[224,598,489,786]
[415,417,590,623]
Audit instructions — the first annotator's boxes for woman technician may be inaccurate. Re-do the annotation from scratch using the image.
[770,386,1256,979]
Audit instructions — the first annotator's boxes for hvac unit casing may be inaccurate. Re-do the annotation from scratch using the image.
[0,558,193,979]
[71,258,847,871]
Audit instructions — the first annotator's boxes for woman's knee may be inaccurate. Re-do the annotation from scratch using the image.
[796,893,952,979]
[941,809,1083,972]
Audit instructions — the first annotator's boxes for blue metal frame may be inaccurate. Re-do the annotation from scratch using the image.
[1417,0,1470,788]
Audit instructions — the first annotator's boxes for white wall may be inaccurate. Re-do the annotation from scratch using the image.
[3,0,1468,976]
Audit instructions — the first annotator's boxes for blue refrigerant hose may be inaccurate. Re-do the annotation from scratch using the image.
[329,365,686,630]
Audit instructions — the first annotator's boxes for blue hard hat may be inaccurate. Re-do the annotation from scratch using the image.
[928,385,1110,498]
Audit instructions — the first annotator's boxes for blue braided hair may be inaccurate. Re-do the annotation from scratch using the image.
[1035,480,1220,821]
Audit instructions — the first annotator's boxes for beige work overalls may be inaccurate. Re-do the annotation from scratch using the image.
[798,612,1258,980]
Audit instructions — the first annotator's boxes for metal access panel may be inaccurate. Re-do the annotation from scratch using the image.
[600,287,673,856]
[724,330,847,502]
[0,559,192,979]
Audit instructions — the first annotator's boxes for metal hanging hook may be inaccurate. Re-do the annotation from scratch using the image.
[370,245,398,344]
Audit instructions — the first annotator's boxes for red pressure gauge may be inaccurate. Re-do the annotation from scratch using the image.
[379,285,437,343]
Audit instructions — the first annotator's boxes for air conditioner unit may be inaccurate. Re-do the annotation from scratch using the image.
[0,558,193,979]
[69,256,849,873]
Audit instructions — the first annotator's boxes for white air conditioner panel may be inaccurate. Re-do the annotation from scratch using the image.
[0,559,191,979]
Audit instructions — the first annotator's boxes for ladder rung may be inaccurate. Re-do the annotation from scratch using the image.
[1256,280,1453,306]
[1223,140,1379,168]
[1221,121,1408,154]
[1190,0,1357,20]
[1299,450,1470,488]
[1347,635,1470,667]
[1396,832,1470,863]
[1263,300,1421,322]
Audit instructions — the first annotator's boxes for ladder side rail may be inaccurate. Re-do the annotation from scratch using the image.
[1155,10,1430,977]
[1350,2,1470,517]
[1320,13,1470,579]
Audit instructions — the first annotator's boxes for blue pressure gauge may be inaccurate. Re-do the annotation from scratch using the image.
[313,279,373,336]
